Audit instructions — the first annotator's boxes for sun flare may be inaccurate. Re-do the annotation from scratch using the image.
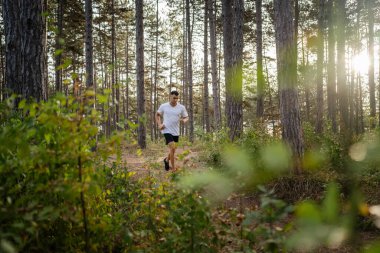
[352,51,370,74]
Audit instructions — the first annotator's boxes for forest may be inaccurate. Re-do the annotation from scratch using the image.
[1,0,380,252]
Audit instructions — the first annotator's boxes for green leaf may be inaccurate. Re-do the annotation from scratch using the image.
[322,183,340,223]
[18,99,26,109]
[38,113,49,124]
[54,49,64,56]
[260,142,291,172]
[296,201,322,225]
[223,146,253,176]
[44,133,51,144]
[0,239,17,253]
[303,149,325,170]
[57,58,72,70]
[363,242,380,253]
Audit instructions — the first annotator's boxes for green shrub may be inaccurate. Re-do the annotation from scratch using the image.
[0,95,123,252]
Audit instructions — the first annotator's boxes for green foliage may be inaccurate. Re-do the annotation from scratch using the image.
[302,121,349,171]
[243,186,293,253]
[287,183,354,252]
[200,128,232,167]
[0,95,122,252]
[196,123,380,252]
[364,242,380,253]
[102,168,218,253]
[0,96,218,252]
[1,96,380,253]
[202,126,274,170]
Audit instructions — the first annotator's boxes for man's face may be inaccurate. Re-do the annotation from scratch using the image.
[170,94,179,106]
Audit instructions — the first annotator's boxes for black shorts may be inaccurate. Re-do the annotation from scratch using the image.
[164,133,179,145]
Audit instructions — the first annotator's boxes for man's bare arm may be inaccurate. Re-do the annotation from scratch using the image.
[181,117,189,123]
[156,112,165,129]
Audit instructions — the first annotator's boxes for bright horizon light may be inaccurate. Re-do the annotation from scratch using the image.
[352,51,370,74]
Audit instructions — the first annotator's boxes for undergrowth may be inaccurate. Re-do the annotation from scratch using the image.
[1,96,380,253]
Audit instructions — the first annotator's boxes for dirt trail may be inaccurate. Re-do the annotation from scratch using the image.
[109,143,202,178]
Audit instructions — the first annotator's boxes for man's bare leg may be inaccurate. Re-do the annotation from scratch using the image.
[168,142,176,171]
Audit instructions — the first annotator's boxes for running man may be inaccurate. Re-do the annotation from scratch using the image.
[156,90,188,171]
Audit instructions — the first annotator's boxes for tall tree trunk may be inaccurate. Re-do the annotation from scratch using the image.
[354,74,359,134]
[230,0,244,140]
[0,0,2,101]
[43,0,48,100]
[169,40,173,92]
[294,0,299,41]
[111,0,119,128]
[315,0,325,133]
[4,0,46,102]
[327,0,337,132]
[222,0,236,140]
[136,0,146,148]
[186,0,194,142]
[349,53,355,131]
[274,0,304,173]
[352,1,362,134]
[55,0,64,93]
[256,0,264,119]
[99,26,105,134]
[379,34,380,127]
[181,0,187,136]
[154,0,159,140]
[150,45,154,141]
[208,0,221,130]
[218,17,222,121]
[0,17,4,102]
[336,0,349,134]
[367,0,376,128]
[203,0,210,132]
[125,25,130,125]
[85,0,93,88]
[359,76,364,133]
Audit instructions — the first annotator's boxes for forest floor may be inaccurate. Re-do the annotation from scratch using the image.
[114,141,379,253]
[115,141,203,178]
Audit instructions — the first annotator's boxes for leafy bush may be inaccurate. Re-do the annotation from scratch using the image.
[0,94,125,252]
[0,95,218,253]
[200,128,231,167]
[243,186,293,253]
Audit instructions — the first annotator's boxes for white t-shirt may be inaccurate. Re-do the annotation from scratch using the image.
[157,102,188,136]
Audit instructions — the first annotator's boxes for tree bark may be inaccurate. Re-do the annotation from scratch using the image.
[367,0,376,128]
[223,0,242,141]
[169,40,173,92]
[136,0,146,148]
[154,0,159,139]
[4,0,46,102]
[379,33,380,127]
[112,0,120,129]
[150,45,154,141]
[186,0,194,142]
[230,0,244,140]
[327,0,337,132]
[208,0,221,130]
[0,15,4,102]
[203,0,210,133]
[85,0,93,88]
[274,0,304,173]
[315,0,325,133]
[182,0,187,136]
[55,0,64,93]
[256,0,264,119]
[336,0,349,134]
[125,25,130,125]
[294,0,299,41]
